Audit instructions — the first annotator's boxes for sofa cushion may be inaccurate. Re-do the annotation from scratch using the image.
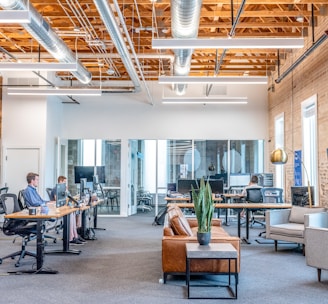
[270,223,305,238]
[167,205,193,236]
[289,206,326,224]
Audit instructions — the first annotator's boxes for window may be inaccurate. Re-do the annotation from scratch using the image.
[302,94,317,204]
[274,113,285,188]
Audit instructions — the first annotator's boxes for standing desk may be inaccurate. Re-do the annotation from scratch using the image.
[5,204,82,274]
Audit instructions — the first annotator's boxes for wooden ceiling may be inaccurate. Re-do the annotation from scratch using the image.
[0,0,327,86]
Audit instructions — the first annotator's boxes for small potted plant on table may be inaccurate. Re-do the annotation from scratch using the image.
[191,178,214,245]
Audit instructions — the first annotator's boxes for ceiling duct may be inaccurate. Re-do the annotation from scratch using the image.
[275,31,328,84]
[0,0,92,84]
[93,0,141,92]
[171,0,202,95]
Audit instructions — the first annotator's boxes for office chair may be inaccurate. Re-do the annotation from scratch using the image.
[258,187,283,237]
[245,187,265,228]
[261,187,283,204]
[0,193,37,267]
[137,189,152,212]
[0,186,9,215]
[18,189,57,243]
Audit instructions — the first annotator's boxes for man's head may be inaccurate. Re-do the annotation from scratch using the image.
[57,176,67,184]
[250,175,258,184]
[26,172,39,187]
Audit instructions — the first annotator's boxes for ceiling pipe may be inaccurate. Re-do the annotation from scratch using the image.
[171,0,202,96]
[0,0,92,84]
[275,31,328,84]
[93,0,141,93]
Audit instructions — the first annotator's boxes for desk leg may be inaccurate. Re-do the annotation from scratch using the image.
[8,220,58,275]
[242,210,251,244]
[46,214,81,255]
[93,204,105,230]
[237,212,241,238]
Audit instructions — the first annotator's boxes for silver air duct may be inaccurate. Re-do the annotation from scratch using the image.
[93,0,141,92]
[0,0,92,84]
[171,0,202,95]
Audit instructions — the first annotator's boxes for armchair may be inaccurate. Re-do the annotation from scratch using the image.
[304,212,328,281]
[266,206,326,252]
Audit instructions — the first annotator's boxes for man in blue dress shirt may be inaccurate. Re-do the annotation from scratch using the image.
[24,172,52,207]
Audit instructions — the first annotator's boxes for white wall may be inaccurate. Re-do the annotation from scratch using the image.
[61,82,268,140]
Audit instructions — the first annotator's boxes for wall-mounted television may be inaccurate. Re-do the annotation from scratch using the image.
[74,166,94,183]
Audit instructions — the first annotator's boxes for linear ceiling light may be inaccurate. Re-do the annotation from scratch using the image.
[7,88,102,96]
[152,38,304,49]
[0,62,78,71]
[159,76,268,84]
[162,96,248,104]
[0,10,31,23]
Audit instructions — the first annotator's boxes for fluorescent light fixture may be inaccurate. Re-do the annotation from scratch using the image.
[0,10,31,23]
[152,38,304,49]
[162,96,248,104]
[7,88,102,96]
[0,62,78,71]
[159,76,268,84]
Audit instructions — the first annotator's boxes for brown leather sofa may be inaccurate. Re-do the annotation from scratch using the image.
[162,204,241,283]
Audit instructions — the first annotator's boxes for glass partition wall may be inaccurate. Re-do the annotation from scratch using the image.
[67,139,121,215]
[67,139,264,216]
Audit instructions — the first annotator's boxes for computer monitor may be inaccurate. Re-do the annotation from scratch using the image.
[74,166,94,183]
[229,173,251,187]
[177,179,198,194]
[209,173,228,186]
[80,178,87,200]
[55,183,67,208]
[291,186,314,206]
[167,183,177,192]
[207,179,224,194]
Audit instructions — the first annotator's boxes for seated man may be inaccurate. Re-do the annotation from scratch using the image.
[24,172,85,245]
[51,175,86,245]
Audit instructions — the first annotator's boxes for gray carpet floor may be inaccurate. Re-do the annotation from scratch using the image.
[0,211,327,304]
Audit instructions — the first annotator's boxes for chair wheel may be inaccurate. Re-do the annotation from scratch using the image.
[53,239,57,243]
[11,256,15,260]
[15,262,20,267]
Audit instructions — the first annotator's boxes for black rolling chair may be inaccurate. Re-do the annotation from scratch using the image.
[18,189,57,242]
[0,193,37,267]
[245,187,265,228]
[0,187,9,215]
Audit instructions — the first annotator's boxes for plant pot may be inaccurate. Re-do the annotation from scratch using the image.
[197,231,211,246]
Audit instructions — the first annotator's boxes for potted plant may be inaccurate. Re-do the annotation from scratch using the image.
[191,177,214,245]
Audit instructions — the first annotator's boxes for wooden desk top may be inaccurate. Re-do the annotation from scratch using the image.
[5,205,80,220]
[167,202,292,209]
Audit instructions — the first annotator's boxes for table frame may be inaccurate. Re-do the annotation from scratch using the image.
[186,243,238,299]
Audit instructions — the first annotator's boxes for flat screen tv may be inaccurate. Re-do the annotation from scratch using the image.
[74,166,94,183]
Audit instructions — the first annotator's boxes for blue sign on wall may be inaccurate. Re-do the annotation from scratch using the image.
[294,150,302,186]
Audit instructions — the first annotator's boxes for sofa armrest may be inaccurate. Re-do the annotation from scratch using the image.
[305,226,328,269]
[305,212,328,228]
[266,208,291,226]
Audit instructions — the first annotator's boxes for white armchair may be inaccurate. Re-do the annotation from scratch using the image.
[265,206,326,252]
[305,212,328,281]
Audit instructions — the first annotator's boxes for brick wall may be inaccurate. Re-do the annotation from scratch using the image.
[268,16,328,207]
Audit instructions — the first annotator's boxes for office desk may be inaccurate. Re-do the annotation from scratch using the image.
[167,202,292,243]
[5,205,80,274]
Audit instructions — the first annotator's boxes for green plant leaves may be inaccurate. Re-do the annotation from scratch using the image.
[191,177,214,233]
